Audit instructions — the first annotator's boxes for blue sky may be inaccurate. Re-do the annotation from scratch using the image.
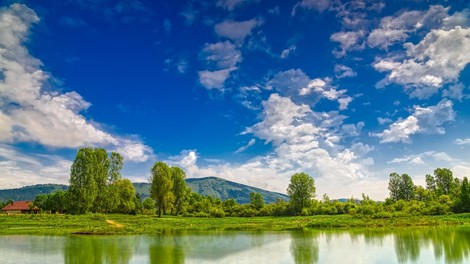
[1,0,470,199]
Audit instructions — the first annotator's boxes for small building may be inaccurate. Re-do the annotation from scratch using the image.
[2,201,40,214]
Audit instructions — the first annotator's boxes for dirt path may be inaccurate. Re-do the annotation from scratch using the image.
[106,219,124,228]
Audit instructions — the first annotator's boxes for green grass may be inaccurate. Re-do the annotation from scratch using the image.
[1,213,470,235]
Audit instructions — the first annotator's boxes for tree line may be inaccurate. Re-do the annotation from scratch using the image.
[16,147,470,218]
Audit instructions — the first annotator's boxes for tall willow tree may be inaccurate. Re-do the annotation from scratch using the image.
[150,162,173,217]
[287,172,316,215]
[68,148,104,214]
[103,152,124,212]
[68,148,128,214]
[170,166,189,215]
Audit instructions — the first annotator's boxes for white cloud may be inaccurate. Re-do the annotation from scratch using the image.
[442,83,467,101]
[330,30,365,57]
[198,41,242,91]
[456,138,470,145]
[198,68,235,91]
[200,41,241,69]
[267,69,353,110]
[377,117,392,125]
[0,4,153,162]
[292,0,332,15]
[334,64,357,78]
[372,99,455,143]
[170,94,375,198]
[367,5,454,49]
[388,151,452,165]
[235,138,256,153]
[0,144,71,188]
[214,19,260,43]
[216,0,258,11]
[280,45,296,59]
[372,7,470,99]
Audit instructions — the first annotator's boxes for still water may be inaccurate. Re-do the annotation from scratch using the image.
[1,227,469,263]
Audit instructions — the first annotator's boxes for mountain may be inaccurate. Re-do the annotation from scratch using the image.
[0,177,288,204]
[134,177,288,204]
[0,184,68,201]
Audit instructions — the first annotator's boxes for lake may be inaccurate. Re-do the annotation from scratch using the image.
[1,227,469,263]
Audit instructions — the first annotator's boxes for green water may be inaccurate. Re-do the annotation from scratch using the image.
[1,227,469,263]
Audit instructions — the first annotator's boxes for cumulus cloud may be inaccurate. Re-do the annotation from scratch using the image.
[330,30,366,57]
[169,94,374,198]
[375,26,470,99]
[442,83,467,101]
[280,45,296,59]
[371,99,455,143]
[334,64,357,78]
[197,41,242,91]
[0,144,71,188]
[456,138,470,145]
[0,4,153,162]
[291,0,332,15]
[200,41,241,69]
[214,19,260,43]
[367,5,455,49]
[267,69,353,110]
[198,68,236,91]
[216,0,258,11]
[371,5,470,99]
[388,151,453,165]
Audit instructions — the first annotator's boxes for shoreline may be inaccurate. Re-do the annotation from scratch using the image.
[1,213,470,235]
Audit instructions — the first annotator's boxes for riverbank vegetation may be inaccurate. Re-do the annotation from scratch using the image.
[2,147,470,221]
[1,213,470,235]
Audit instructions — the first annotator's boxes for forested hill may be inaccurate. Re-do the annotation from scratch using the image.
[0,184,68,201]
[136,177,289,204]
[0,177,289,204]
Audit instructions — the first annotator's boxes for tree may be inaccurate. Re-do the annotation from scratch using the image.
[143,197,156,214]
[170,166,189,215]
[388,173,415,201]
[434,168,454,196]
[287,172,316,215]
[68,148,99,214]
[150,162,173,217]
[104,152,124,212]
[114,179,136,214]
[456,177,470,213]
[250,192,265,210]
[67,148,132,214]
[91,148,110,213]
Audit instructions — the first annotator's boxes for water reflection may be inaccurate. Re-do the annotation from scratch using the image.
[1,227,470,263]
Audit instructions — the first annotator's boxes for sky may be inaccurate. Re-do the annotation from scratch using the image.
[1,0,470,200]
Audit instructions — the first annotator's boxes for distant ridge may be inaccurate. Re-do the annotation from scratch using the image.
[0,184,68,201]
[0,177,288,204]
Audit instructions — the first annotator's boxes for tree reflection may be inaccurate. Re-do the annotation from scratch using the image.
[290,230,319,264]
[149,230,186,264]
[64,236,135,264]
[393,227,470,263]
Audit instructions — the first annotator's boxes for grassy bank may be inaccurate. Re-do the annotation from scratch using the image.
[1,213,470,235]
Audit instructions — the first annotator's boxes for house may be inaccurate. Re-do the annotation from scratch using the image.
[1,201,40,214]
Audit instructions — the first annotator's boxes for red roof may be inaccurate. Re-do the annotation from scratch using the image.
[2,201,38,211]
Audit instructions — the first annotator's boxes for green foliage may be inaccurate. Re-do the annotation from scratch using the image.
[388,173,415,201]
[287,173,316,215]
[434,168,455,196]
[150,162,173,217]
[66,148,134,215]
[249,192,265,210]
[170,166,189,215]
[455,177,470,213]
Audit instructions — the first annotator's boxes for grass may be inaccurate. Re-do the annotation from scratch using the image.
[1,213,470,235]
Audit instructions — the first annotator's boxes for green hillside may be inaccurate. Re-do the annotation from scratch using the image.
[0,177,288,204]
[0,184,68,201]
